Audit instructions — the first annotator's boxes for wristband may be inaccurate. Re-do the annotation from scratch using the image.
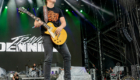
[32,26,36,28]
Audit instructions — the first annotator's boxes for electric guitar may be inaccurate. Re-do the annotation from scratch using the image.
[18,7,67,45]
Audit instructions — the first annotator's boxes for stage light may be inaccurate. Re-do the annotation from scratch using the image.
[81,0,113,16]
[64,0,85,18]
[66,9,68,12]
[5,6,8,9]
[15,0,29,8]
[0,0,4,15]
[37,8,39,10]
[28,0,33,4]
[80,10,83,13]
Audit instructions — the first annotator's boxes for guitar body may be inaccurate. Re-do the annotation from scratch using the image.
[44,22,67,45]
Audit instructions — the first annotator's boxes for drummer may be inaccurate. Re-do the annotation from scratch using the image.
[32,63,37,71]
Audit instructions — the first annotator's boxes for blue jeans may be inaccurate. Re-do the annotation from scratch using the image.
[42,35,71,80]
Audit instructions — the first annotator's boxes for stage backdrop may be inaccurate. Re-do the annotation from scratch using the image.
[0,2,81,71]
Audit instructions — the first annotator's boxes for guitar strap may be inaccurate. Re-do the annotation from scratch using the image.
[43,5,48,23]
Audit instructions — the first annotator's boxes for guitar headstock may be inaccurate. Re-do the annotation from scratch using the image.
[18,7,27,13]
[18,7,37,20]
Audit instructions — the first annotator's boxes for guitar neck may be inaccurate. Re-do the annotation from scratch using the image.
[26,11,50,29]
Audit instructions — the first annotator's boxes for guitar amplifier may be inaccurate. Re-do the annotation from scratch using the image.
[90,69,96,80]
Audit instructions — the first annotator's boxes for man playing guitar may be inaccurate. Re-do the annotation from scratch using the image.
[34,0,71,80]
